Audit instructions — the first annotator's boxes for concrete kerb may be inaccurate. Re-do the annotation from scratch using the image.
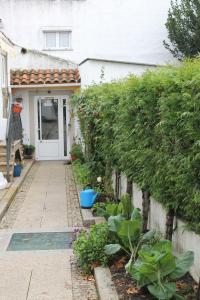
[94,266,119,300]
[0,160,34,220]
[94,216,119,300]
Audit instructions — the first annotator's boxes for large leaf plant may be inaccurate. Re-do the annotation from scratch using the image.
[128,240,194,300]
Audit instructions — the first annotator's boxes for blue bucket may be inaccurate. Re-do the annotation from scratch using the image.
[13,165,21,177]
[80,189,98,208]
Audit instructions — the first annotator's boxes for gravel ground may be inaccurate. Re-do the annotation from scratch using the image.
[66,165,83,227]
[71,257,98,300]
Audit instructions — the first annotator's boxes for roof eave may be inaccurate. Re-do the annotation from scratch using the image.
[10,83,81,89]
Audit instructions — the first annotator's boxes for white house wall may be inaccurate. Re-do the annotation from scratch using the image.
[0,33,14,141]
[79,60,156,87]
[10,46,77,70]
[0,0,175,65]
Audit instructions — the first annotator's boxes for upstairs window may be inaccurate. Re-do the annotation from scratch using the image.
[44,30,71,50]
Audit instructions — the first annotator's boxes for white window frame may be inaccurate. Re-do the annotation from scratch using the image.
[43,28,72,50]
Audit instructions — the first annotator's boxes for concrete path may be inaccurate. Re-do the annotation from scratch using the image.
[0,161,91,300]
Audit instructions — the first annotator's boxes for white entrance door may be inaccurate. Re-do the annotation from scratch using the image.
[35,96,70,160]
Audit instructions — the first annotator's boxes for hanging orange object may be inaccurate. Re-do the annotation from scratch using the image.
[12,103,22,113]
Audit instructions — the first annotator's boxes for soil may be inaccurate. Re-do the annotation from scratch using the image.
[110,258,198,300]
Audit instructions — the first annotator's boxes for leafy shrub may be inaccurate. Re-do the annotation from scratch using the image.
[120,194,133,219]
[129,240,194,300]
[105,208,160,264]
[23,144,35,156]
[73,59,200,233]
[70,143,84,162]
[73,223,111,274]
[93,193,133,220]
[72,159,91,188]
[92,201,122,219]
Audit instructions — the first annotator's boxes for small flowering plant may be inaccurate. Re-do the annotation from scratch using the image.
[95,176,104,193]
[97,176,102,183]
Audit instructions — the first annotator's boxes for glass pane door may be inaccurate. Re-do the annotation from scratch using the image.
[38,98,59,140]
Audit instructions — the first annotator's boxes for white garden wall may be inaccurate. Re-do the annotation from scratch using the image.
[112,171,200,282]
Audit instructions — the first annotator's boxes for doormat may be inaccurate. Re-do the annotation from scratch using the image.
[7,232,75,251]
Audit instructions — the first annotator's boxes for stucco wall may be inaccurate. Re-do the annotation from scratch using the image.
[112,172,200,282]
[10,46,77,70]
[0,0,175,65]
[79,59,156,87]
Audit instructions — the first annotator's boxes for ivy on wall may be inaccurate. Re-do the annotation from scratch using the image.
[72,59,200,233]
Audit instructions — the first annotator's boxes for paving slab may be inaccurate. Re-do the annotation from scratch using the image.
[0,161,97,300]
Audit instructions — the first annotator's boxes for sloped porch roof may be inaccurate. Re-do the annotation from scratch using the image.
[10,69,81,86]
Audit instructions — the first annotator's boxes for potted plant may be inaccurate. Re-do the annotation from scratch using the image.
[23,144,35,159]
[70,143,84,162]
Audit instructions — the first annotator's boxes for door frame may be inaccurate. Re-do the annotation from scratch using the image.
[34,94,70,160]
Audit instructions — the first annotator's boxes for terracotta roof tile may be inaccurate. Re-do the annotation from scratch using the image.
[10,68,81,85]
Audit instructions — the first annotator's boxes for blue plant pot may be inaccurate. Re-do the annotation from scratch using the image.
[13,165,21,177]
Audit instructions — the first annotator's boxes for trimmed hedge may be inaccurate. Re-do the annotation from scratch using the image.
[72,59,200,233]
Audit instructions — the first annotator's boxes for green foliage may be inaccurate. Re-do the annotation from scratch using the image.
[70,143,85,162]
[73,59,200,233]
[93,202,122,219]
[23,144,35,155]
[93,193,133,220]
[72,81,127,188]
[164,0,200,60]
[73,223,110,274]
[72,159,91,188]
[105,208,160,266]
[129,240,194,299]
[120,194,133,219]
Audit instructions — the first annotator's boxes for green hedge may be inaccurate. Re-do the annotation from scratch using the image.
[72,59,200,233]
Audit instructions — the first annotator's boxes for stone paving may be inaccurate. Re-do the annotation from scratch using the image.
[0,163,38,229]
[0,161,98,300]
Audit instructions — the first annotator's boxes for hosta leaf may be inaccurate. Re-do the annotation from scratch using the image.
[141,229,157,241]
[170,251,194,280]
[152,240,172,253]
[108,215,124,232]
[148,282,176,299]
[104,244,121,255]
[117,219,141,242]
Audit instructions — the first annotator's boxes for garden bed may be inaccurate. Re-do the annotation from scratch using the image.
[110,257,197,300]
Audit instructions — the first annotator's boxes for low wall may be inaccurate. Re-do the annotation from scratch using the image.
[112,172,200,282]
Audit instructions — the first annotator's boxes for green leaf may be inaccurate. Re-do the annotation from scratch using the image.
[170,251,194,280]
[152,240,173,253]
[141,229,157,241]
[107,215,124,232]
[106,203,120,217]
[117,219,141,243]
[131,208,142,221]
[104,244,121,255]
[148,282,176,300]
[174,293,185,300]
[120,194,133,219]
